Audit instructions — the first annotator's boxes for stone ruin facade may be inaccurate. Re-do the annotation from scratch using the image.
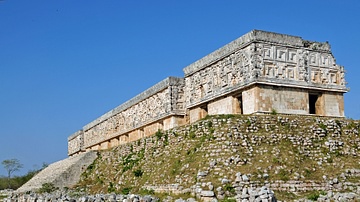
[68,30,348,156]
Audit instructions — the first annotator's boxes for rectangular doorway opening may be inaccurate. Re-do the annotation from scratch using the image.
[237,96,243,114]
[200,104,208,119]
[309,94,318,114]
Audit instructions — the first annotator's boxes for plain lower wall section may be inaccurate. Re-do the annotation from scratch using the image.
[187,84,345,123]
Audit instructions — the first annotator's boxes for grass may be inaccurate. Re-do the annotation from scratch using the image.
[75,115,360,200]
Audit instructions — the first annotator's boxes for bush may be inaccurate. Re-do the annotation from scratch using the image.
[155,130,163,140]
[278,169,290,181]
[139,188,155,195]
[0,169,40,190]
[108,182,116,193]
[307,192,320,201]
[224,184,235,194]
[133,169,143,177]
[189,131,196,139]
[38,183,57,193]
[121,187,132,195]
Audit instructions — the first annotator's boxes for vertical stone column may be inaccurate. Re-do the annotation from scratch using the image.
[189,106,208,123]
[110,138,119,148]
[119,134,129,145]
[100,141,110,150]
[207,96,242,115]
[163,116,185,130]
[242,86,259,114]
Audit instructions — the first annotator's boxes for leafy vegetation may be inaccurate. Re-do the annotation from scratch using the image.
[0,169,41,190]
[38,183,57,193]
[121,187,132,195]
[133,169,143,177]
[75,115,360,201]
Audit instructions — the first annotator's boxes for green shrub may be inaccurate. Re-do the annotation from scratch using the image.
[121,187,132,195]
[304,169,312,177]
[307,192,320,201]
[224,184,235,194]
[155,129,163,140]
[38,183,57,193]
[108,182,116,193]
[318,123,327,131]
[272,157,281,165]
[278,169,290,181]
[164,133,169,146]
[87,163,95,171]
[133,169,143,177]
[139,188,155,195]
[189,131,196,139]
[207,121,213,128]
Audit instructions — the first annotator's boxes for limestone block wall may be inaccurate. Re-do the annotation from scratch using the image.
[323,92,345,117]
[208,96,241,115]
[189,107,208,124]
[242,87,258,115]
[256,85,308,115]
[68,130,84,155]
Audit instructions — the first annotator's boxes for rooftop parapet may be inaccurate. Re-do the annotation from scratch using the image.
[68,130,83,141]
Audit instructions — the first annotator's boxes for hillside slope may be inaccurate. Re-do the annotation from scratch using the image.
[76,115,360,201]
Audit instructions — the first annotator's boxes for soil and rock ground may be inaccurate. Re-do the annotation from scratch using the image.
[5,114,360,201]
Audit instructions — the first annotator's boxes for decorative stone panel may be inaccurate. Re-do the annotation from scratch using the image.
[68,77,185,155]
[183,30,347,111]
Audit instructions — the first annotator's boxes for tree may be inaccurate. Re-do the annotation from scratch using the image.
[1,159,23,188]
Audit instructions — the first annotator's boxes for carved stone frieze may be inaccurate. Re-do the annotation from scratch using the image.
[184,31,347,108]
[81,77,184,148]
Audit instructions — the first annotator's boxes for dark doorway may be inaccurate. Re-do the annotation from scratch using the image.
[237,96,243,114]
[309,94,318,114]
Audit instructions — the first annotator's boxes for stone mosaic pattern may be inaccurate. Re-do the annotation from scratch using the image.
[183,30,347,108]
[68,77,185,154]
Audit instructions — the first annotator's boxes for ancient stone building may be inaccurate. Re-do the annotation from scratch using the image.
[68,30,348,156]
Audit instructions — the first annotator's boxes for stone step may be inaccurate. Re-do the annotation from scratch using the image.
[16,151,97,193]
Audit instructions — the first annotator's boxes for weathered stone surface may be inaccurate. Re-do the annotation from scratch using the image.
[16,151,97,193]
[67,30,348,156]
[200,191,215,197]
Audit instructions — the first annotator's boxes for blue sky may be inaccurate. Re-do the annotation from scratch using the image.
[0,1,359,176]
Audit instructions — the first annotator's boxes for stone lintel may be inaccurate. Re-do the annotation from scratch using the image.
[82,76,184,131]
[183,29,331,77]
